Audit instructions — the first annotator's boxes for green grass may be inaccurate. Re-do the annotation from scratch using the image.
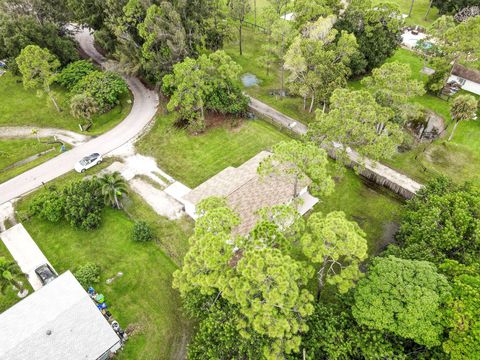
[373,0,439,27]
[224,29,316,124]
[136,113,291,188]
[0,72,132,134]
[318,170,404,256]
[0,139,67,184]
[12,168,194,359]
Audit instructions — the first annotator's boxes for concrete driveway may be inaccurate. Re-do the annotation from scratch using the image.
[0,28,159,205]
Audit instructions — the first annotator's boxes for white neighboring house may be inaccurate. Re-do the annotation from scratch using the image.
[0,271,122,360]
[182,151,319,235]
[448,63,480,96]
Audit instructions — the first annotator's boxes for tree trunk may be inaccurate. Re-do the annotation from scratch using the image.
[408,0,415,17]
[114,192,121,209]
[425,0,433,19]
[280,34,285,99]
[239,23,243,56]
[254,0,257,29]
[448,120,460,141]
[49,93,61,112]
[316,260,328,301]
[303,96,307,111]
[309,94,315,113]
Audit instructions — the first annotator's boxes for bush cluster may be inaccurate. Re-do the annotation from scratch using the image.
[55,60,96,90]
[29,179,105,231]
[132,221,155,242]
[71,71,128,113]
[74,263,101,288]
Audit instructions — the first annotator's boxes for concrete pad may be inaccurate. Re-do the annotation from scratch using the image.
[297,192,319,215]
[164,182,192,205]
[129,179,184,220]
[0,224,55,291]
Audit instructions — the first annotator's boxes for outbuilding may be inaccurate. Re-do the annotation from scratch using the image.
[448,63,480,96]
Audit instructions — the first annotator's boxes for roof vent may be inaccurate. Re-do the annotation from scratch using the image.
[46,330,52,336]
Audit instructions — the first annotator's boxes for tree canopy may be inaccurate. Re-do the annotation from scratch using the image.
[353,256,451,347]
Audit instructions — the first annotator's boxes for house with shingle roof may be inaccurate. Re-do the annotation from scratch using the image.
[182,151,319,235]
[448,63,480,95]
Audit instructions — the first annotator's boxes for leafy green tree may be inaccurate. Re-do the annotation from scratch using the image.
[72,71,128,112]
[284,16,359,112]
[163,57,208,132]
[300,300,408,360]
[55,60,95,90]
[302,211,367,297]
[393,178,480,265]
[442,270,480,359]
[163,51,247,131]
[224,248,314,358]
[309,89,402,166]
[63,179,104,230]
[97,171,128,209]
[361,61,426,124]
[74,263,101,288]
[267,0,289,16]
[0,13,78,67]
[229,0,251,55]
[336,0,403,75]
[137,3,187,84]
[292,0,342,27]
[448,94,478,141]
[70,94,100,127]
[0,257,26,295]
[15,45,61,111]
[257,140,334,197]
[353,256,451,347]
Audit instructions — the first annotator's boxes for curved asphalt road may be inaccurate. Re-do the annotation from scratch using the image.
[0,28,159,205]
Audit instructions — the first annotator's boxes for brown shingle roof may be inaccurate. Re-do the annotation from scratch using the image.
[452,63,480,83]
[183,151,309,235]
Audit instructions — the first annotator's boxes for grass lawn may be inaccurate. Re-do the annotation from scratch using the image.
[225,29,316,124]
[318,170,404,256]
[373,0,439,27]
[11,165,194,359]
[0,138,67,184]
[0,72,131,135]
[136,113,291,188]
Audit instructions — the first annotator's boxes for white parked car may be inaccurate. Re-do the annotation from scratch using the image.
[74,153,103,173]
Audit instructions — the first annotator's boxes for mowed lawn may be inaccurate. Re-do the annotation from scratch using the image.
[0,73,131,134]
[18,200,193,359]
[0,138,63,184]
[373,0,439,27]
[137,113,291,188]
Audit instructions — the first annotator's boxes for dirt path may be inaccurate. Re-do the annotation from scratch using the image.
[0,126,90,146]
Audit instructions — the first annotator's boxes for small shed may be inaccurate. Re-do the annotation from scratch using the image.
[448,63,480,96]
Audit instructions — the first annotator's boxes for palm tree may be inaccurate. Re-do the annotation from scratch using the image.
[97,171,128,209]
[0,257,26,295]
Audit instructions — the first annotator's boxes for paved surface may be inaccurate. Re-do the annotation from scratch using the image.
[248,97,423,198]
[0,28,159,205]
[0,224,55,291]
[0,126,90,146]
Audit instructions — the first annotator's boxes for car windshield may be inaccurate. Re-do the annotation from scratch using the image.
[80,160,88,166]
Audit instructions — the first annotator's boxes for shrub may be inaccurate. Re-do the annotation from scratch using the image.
[63,179,104,230]
[55,60,95,89]
[75,263,101,288]
[29,189,65,223]
[71,71,128,112]
[132,221,155,242]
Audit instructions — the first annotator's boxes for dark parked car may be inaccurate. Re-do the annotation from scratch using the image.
[35,264,57,285]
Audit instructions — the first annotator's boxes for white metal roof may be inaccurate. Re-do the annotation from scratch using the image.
[0,223,54,290]
[0,271,121,360]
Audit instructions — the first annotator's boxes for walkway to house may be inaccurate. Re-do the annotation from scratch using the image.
[248,96,423,199]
